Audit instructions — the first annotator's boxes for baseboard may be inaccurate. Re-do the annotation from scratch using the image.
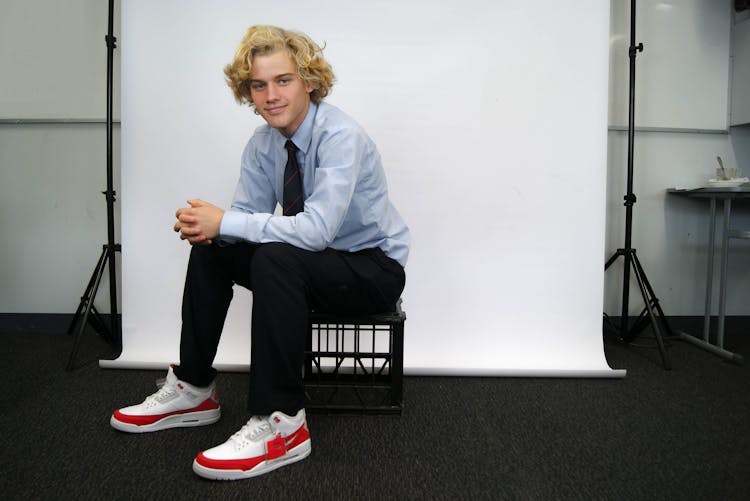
[603,315,750,340]
[3,313,748,335]
[0,313,119,334]
[604,315,750,326]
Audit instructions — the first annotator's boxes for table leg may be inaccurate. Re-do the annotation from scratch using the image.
[701,197,716,342]
[717,198,731,349]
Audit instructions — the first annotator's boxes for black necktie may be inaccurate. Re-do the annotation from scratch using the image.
[283,140,303,216]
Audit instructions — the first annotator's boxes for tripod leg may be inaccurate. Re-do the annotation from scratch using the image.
[603,251,622,338]
[605,249,634,342]
[67,249,110,371]
[632,252,675,339]
[67,247,108,336]
[631,253,671,370]
[604,249,624,270]
[89,305,114,344]
[619,249,633,342]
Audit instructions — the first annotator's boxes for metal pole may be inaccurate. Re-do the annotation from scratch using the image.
[105,0,121,352]
[619,0,643,342]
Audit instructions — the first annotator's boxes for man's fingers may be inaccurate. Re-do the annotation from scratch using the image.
[176,200,220,244]
[178,213,196,224]
[180,225,201,237]
[187,234,208,244]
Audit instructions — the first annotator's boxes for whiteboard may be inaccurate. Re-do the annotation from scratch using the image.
[0,0,121,121]
[608,0,731,130]
[108,0,621,377]
[731,18,750,125]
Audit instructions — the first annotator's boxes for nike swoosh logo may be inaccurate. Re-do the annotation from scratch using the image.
[285,431,299,447]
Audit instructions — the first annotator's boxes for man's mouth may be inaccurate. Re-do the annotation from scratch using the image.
[265,105,286,116]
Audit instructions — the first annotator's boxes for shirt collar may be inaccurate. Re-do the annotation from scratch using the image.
[279,101,316,156]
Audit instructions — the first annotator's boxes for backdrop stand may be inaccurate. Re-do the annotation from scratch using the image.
[67,0,121,371]
[604,0,673,370]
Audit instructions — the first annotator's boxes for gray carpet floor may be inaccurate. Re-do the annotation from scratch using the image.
[1,318,749,500]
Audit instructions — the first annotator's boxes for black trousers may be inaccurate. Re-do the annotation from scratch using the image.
[172,242,405,416]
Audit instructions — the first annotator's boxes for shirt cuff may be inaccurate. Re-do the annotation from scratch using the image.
[219,209,256,243]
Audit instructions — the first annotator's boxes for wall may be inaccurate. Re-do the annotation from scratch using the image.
[731,15,750,125]
[0,124,120,313]
[1,0,749,322]
[604,129,750,316]
[0,0,121,314]
[604,0,750,317]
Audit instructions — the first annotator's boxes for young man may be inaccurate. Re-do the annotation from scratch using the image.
[110,25,410,480]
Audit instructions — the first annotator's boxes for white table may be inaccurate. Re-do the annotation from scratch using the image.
[667,187,750,363]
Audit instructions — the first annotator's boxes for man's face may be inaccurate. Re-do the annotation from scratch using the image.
[249,50,314,137]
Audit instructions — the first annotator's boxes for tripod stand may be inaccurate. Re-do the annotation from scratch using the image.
[604,0,673,370]
[67,0,121,370]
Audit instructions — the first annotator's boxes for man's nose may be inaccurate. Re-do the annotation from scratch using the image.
[266,83,279,101]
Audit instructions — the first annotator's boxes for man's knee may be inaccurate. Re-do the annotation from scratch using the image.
[186,243,222,272]
[186,243,251,287]
[188,242,214,260]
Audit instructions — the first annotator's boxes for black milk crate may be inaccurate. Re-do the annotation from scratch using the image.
[303,302,405,415]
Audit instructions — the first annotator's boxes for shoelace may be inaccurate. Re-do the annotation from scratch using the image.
[230,417,272,445]
[147,381,177,404]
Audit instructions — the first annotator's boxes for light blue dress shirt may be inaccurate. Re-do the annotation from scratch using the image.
[219,102,410,267]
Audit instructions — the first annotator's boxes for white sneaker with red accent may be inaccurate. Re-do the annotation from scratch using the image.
[110,365,221,433]
[192,409,311,480]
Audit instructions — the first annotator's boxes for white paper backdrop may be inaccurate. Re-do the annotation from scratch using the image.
[104,0,623,377]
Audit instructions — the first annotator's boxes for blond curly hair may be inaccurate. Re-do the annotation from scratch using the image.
[224,25,335,106]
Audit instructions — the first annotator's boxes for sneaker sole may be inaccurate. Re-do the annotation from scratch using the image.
[192,440,311,480]
[110,408,221,433]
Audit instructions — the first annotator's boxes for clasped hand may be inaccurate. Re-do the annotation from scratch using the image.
[174,199,224,245]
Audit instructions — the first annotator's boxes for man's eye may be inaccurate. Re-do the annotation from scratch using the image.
[278,79,289,85]
[251,83,265,91]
